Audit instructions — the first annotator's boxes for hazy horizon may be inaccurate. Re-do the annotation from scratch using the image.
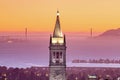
[0,32,120,68]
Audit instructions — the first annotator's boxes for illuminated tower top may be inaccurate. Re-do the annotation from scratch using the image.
[53,10,63,37]
[50,11,65,45]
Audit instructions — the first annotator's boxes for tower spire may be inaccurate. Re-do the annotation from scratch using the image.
[53,10,63,37]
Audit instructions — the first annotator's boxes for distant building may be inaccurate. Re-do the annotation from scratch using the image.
[49,11,66,80]
[117,77,120,80]
[88,75,97,80]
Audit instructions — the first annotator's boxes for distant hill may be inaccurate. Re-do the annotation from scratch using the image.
[97,28,120,38]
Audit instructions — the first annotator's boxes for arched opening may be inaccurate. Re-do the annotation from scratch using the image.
[56,52,59,59]
[60,52,62,58]
[53,52,55,58]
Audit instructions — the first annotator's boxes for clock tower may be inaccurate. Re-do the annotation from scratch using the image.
[49,11,66,80]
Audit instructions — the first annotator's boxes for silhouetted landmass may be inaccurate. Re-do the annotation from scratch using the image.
[97,28,120,38]
[0,66,120,80]
[72,59,120,64]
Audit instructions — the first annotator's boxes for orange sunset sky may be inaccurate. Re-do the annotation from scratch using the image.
[0,0,120,32]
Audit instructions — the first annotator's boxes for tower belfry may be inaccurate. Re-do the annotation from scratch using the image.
[49,11,66,80]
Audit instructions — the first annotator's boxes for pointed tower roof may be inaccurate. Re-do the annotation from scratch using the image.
[53,11,63,37]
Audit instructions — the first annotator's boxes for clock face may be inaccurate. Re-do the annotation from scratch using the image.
[55,70,64,80]
[50,67,66,80]
[52,70,65,80]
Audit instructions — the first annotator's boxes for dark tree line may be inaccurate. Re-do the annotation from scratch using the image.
[0,66,120,80]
